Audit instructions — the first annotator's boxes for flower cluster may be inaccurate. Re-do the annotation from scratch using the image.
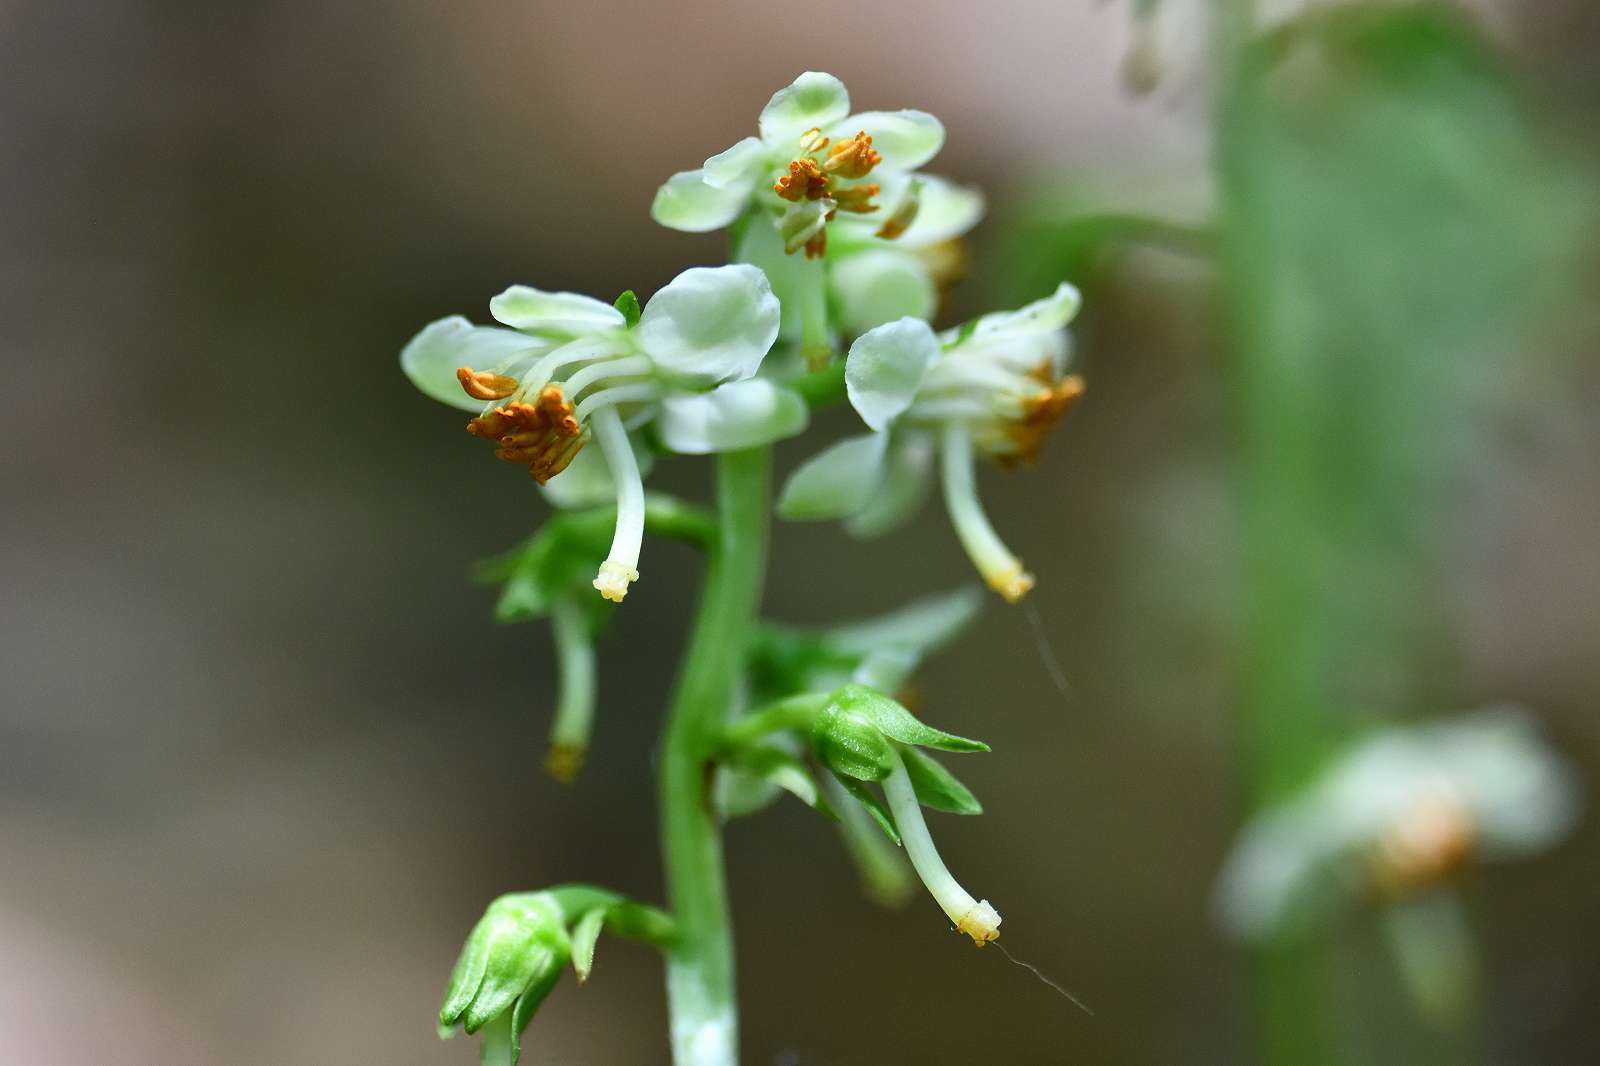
[402,68,1085,1066]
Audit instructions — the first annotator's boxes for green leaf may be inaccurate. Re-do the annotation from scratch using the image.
[812,702,896,781]
[612,289,642,328]
[834,773,901,846]
[570,908,605,984]
[830,683,989,753]
[900,746,983,815]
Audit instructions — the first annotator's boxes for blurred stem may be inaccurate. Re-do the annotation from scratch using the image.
[1215,3,1340,1065]
[660,447,770,1065]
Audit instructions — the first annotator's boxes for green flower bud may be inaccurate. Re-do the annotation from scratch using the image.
[439,893,571,1062]
[813,699,897,781]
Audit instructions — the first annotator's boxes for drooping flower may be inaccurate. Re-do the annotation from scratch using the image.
[651,71,955,362]
[777,284,1085,601]
[1213,707,1580,942]
[808,684,1000,944]
[402,265,805,603]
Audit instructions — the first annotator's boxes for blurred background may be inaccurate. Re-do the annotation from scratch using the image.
[2,1,1597,1063]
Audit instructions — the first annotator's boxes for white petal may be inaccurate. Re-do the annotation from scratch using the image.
[488,286,625,337]
[830,249,937,337]
[1424,708,1580,854]
[845,318,940,431]
[895,174,985,248]
[540,432,654,509]
[651,169,753,233]
[844,430,936,539]
[703,136,769,189]
[1213,806,1344,941]
[656,380,809,454]
[637,264,780,385]
[758,72,851,145]
[399,316,546,412]
[965,282,1083,340]
[776,432,889,521]
[833,110,944,172]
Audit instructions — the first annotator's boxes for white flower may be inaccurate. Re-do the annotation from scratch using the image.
[1214,707,1580,942]
[777,284,1085,601]
[651,71,959,361]
[402,265,806,603]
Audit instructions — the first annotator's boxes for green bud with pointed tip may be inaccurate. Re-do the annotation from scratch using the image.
[813,700,897,781]
[439,893,572,1063]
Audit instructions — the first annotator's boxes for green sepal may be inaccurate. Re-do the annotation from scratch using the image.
[475,517,611,626]
[726,744,836,817]
[900,746,983,815]
[813,701,896,782]
[570,908,605,984]
[508,956,566,1063]
[438,917,493,1029]
[945,317,979,349]
[834,772,901,845]
[830,683,989,753]
[612,289,642,328]
[602,901,678,946]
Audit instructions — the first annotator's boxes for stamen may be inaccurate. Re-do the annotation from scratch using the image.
[520,335,624,395]
[798,127,830,154]
[875,180,923,240]
[546,597,596,784]
[830,183,881,214]
[882,747,1001,945]
[574,382,662,424]
[1002,373,1086,466]
[940,422,1034,603]
[456,367,518,401]
[590,406,645,604]
[822,130,881,178]
[466,385,586,483]
[774,158,831,202]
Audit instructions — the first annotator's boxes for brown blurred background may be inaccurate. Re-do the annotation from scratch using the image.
[2,2,1597,1063]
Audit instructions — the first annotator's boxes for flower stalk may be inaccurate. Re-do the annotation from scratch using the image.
[659,446,772,1066]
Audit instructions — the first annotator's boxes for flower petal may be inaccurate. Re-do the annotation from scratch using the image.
[830,249,937,337]
[703,136,769,189]
[637,264,780,385]
[895,174,985,247]
[776,432,889,521]
[758,72,851,145]
[965,281,1083,339]
[489,286,626,337]
[845,317,940,431]
[834,110,944,172]
[656,380,809,454]
[400,316,546,412]
[845,430,936,539]
[651,168,753,233]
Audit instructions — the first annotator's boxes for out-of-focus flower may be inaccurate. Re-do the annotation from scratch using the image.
[402,265,805,601]
[1214,707,1580,942]
[777,284,1085,601]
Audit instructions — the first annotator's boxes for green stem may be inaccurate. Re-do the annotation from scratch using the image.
[660,447,771,1065]
[1215,4,1340,1064]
